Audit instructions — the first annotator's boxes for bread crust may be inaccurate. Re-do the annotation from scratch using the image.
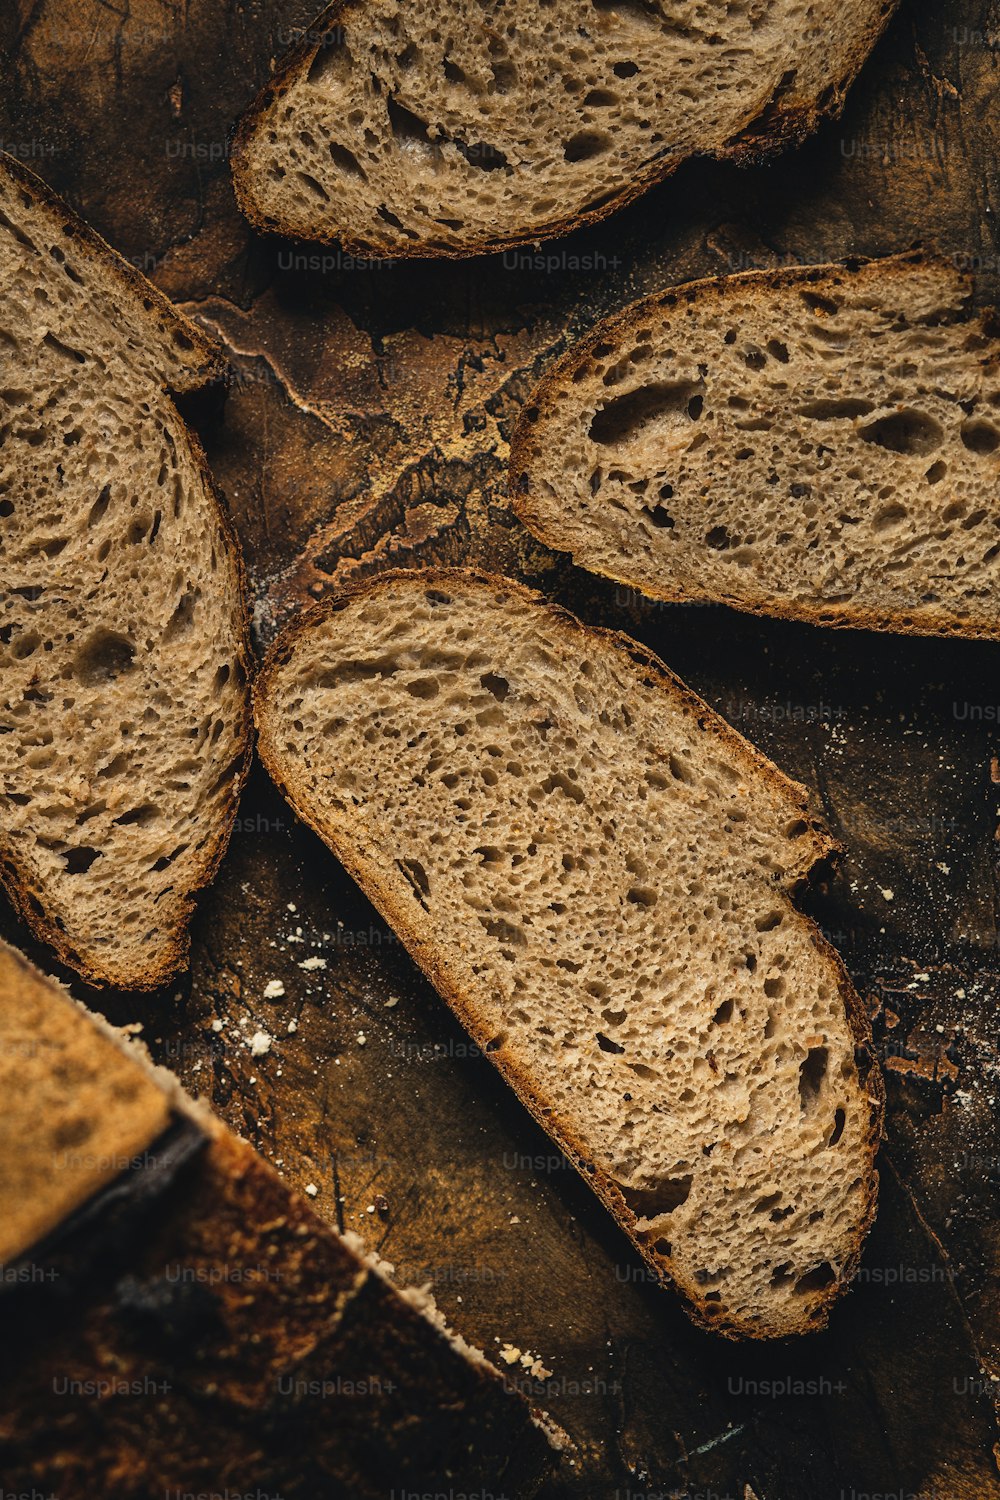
[230,0,901,260]
[0,156,255,992]
[509,251,1000,641]
[255,566,884,1339]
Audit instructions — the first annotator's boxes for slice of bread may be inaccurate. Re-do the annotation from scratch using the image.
[255,567,884,1339]
[0,155,252,989]
[230,0,897,259]
[0,936,564,1495]
[511,254,1000,638]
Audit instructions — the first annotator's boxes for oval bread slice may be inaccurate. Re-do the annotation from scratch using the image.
[255,567,883,1338]
[0,155,252,989]
[231,0,898,258]
[511,253,1000,637]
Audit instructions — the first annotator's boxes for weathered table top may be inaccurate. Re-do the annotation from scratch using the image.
[3,1,1000,1494]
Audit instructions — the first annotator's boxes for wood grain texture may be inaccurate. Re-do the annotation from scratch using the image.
[2,0,1000,1494]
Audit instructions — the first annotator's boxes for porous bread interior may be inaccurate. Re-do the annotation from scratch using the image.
[514,257,1000,636]
[258,573,880,1337]
[0,163,249,987]
[235,0,889,255]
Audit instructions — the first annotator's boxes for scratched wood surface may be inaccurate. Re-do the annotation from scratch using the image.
[2,1,1000,1495]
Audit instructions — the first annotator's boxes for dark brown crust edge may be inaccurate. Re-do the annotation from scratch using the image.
[0,156,255,992]
[254,566,885,1341]
[229,0,901,261]
[508,251,1000,642]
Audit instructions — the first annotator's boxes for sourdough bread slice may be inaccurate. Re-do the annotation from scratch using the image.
[511,253,1000,637]
[255,568,884,1339]
[230,0,897,259]
[0,936,564,1496]
[0,155,252,988]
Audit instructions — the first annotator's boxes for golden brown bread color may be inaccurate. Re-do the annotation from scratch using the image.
[255,567,885,1339]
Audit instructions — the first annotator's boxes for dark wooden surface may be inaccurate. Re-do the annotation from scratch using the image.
[3,2,1000,1495]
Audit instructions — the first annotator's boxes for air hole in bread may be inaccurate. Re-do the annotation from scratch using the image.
[329,141,368,180]
[563,130,612,163]
[620,1174,693,1219]
[164,589,199,642]
[872,501,908,531]
[42,331,86,364]
[794,1260,836,1294]
[400,857,431,902]
[73,629,136,685]
[801,291,840,317]
[62,845,101,874]
[960,417,1000,453]
[799,1046,828,1108]
[596,1031,625,1054]
[443,57,468,85]
[829,1107,846,1146]
[480,672,510,700]
[113,803,161,827]
[456,139,509,172]
[539,771,585,804]
[386,95,437,150]
[296,171,331,201]
[590,380,706,444]
[859,409,943,457]
[795,397,874,421]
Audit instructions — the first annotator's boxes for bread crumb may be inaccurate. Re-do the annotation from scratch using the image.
[384,995,399,1009]
[211,1019,223,1032]
[881,888,894,901]
[498,1344,551,1378]
[305,1182,319,1197]
[287,903,297,913]
[249,1030,272,1057]
[299,956,327,971]
[263,979,285,999]
[287,1018,298,1034]
[357,1031,367,1046]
